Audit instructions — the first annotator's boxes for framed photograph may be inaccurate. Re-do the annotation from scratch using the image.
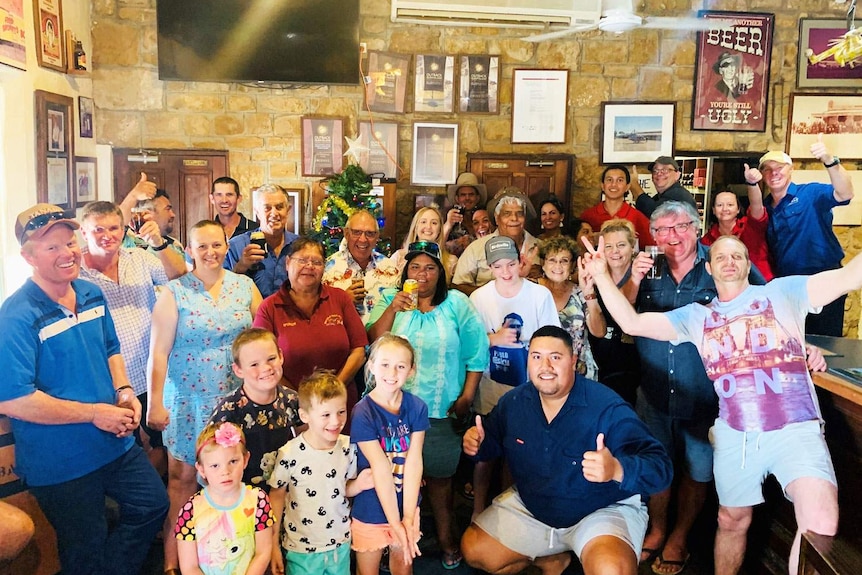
[358,121,398,180]
[33,0,64,72]
[413,54,455,113]
[793,170,862,225]
[600,102,676,164]
[0,0,26,70]
[365,51,409,114]
[411,122,458,186]
[787,93,862,159]
[283,187,304,234]
[511,69,569,143]
[414,193,449,213]
[797,19,862,89]
[458,55,500,114]
[35,90,74,208]
[692,11,774,132]
[79,96,94,138]
[74,156,97,206]
[300,116,345,177]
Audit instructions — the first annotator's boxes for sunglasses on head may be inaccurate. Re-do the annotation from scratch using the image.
[408,241,440,259]
[24,211,67,233]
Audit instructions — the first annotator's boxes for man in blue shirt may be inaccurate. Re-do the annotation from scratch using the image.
[461,325,671,575]
[744,141,853,336]
[225,183,299,297]
[629,156,698,218]
[0,204,168,575]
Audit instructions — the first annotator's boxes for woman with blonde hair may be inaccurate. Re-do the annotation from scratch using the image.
[390,207,458,281]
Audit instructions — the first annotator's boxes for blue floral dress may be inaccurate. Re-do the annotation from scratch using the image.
[558,287,599,381]
[163,271,254,464]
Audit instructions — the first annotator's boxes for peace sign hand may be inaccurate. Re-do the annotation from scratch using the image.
[580,235,609,278]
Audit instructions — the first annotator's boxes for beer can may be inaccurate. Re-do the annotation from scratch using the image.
[403,279,419,310]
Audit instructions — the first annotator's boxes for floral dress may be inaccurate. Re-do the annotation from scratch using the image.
[163,271,254,464]
[558,287,599,380]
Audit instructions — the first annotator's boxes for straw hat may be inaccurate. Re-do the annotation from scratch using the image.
[446,172,487,205]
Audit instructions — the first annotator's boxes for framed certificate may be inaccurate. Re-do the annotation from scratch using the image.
[511,69,568,143]
[414,54,455,113]
[411,122,458,186]
[301,117,345,177]
[458,55,499,114]
[358,121,398,180]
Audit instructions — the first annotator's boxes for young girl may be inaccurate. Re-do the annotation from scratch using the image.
[350,334,429,575]
[175,422,273,575]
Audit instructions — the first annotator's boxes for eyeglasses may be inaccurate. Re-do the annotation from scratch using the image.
[652,221,695,237]
[291,257,325,268]
[651,168,677,175]
[408,240,440,260]
[346,229,379,239]
[24,211,67,233]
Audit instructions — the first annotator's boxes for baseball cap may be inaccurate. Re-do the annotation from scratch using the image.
[15,204,79,246]
[485,236,519,265]
[758,151,793,169]
[647,156,680,172]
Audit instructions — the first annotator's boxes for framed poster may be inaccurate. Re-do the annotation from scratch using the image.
[797,19,862,89]
[358,121,398,180]
[413,54,455,113]
[283,187,304,234]
[792,169,862,225]
[300,117,345,177]
[365,51,409,114]
[458,55,500,114]
[33,0,64,72]
[692,11,773,132]
[0,0,26,70]
[600,102,676,164]
[787,93,862,159]
[35,90,74,208]
[79,96,94,138]
[511,69,568,143]
[74,157,97,206]
[411,122,458,186]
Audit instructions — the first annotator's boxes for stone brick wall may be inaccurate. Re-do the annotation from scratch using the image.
[91,0,861,335]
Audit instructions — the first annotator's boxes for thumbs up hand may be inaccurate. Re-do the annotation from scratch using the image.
[462,415,485,456]
[810,133,832,163]
[743,163,762,185]
[129,171,157,202]
[582,433,623,483]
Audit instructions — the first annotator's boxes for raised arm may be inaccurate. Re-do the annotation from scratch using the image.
[811,135,854,202]
[807,249,862,309]
[743,163,766,219]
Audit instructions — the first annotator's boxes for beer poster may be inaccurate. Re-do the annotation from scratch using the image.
[692,11,774,132]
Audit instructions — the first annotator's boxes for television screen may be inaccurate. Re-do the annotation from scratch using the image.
[156,0,360,85]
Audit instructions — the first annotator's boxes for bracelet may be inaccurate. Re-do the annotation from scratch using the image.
[115,385,133,394]
[746,180,760,186]
[151,238,170,251]
[583,292,598,301]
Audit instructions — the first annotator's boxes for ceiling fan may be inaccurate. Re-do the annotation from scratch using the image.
[524,0,730,42]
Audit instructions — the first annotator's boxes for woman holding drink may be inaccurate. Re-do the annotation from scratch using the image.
[367,241,489,569]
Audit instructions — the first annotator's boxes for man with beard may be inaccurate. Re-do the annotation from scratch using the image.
[630,157,697,218]
[443,172,488,256]
[225,183,299,298]
[581,165,654,247]
[211,176,258,239]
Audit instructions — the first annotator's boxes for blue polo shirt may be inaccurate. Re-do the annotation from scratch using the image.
[766,182,848,276]
[225,229,298,298]
[635,243,765,420]
[0,279,133,486]
[475,378,672,529]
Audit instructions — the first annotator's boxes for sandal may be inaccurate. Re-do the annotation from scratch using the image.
[442,549,463,570]
[651,552,690,575]
[462,482,474,500]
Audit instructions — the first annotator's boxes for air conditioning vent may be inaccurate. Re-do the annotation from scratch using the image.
[391,0,602,29]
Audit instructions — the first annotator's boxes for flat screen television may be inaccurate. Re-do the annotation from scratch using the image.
[156,0,360,85]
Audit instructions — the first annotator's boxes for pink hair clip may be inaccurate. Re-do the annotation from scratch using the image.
[214,423,242,449]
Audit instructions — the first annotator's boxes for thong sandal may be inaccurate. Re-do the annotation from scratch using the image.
[651,552,690,575]
[442,549,463,570]
[640,546,661,565]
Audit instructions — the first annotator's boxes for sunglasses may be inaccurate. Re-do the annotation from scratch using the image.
[408,240,441,259]
[24,211,67,233]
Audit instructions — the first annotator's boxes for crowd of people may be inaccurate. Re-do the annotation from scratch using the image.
[0,138,855,575]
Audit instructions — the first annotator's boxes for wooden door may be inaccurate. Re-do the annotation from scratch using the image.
[466,153,574,235]
[112,149,229,246]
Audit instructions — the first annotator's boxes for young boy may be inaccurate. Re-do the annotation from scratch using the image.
[268,371,372,575]
[210,328,305,488]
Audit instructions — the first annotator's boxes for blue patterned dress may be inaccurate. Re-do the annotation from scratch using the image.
[163,271,254,463]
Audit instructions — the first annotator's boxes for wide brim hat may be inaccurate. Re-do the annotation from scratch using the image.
[15,203,79,246]
[447,172,488,205]
[485,187,537,221]
[713,51,741,73]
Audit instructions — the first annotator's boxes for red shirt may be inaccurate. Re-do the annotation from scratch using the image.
[254,284,369,388]
[580,202,655,247]
[700,210,774,281]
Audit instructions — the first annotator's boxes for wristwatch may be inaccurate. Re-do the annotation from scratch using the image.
[823,157,841,168]
[151,236,174,251]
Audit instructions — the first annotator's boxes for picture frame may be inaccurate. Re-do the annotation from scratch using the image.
[33,0,64,72]
[79,96,94,138]
[411,122,459,186]
[692,11,774,132]
[0,0,26,70]
[458,55,500,114]
[358,121,398,181]
[283,187,305,234]
[35,90,74,208]
[413,54,455,113]
[787,93,862,159]
[797,19,862,89]
[600,102,676,164]
[74,156,97,206]
[792,170,862,225]
[511,69,569,143]
[414,193,449,213]
[365,51,410,114]
[300,116,345,177]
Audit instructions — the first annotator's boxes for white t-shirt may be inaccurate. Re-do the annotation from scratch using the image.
[469,279,560,414]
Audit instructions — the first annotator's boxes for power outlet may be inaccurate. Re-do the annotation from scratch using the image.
[359,42,367,54]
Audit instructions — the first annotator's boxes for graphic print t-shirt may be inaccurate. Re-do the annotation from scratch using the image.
[666,277,821,432]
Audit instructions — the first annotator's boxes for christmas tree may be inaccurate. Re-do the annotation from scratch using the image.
[310,164,388,257]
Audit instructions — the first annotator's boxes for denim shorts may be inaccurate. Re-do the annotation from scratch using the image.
[422,417,462,478]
